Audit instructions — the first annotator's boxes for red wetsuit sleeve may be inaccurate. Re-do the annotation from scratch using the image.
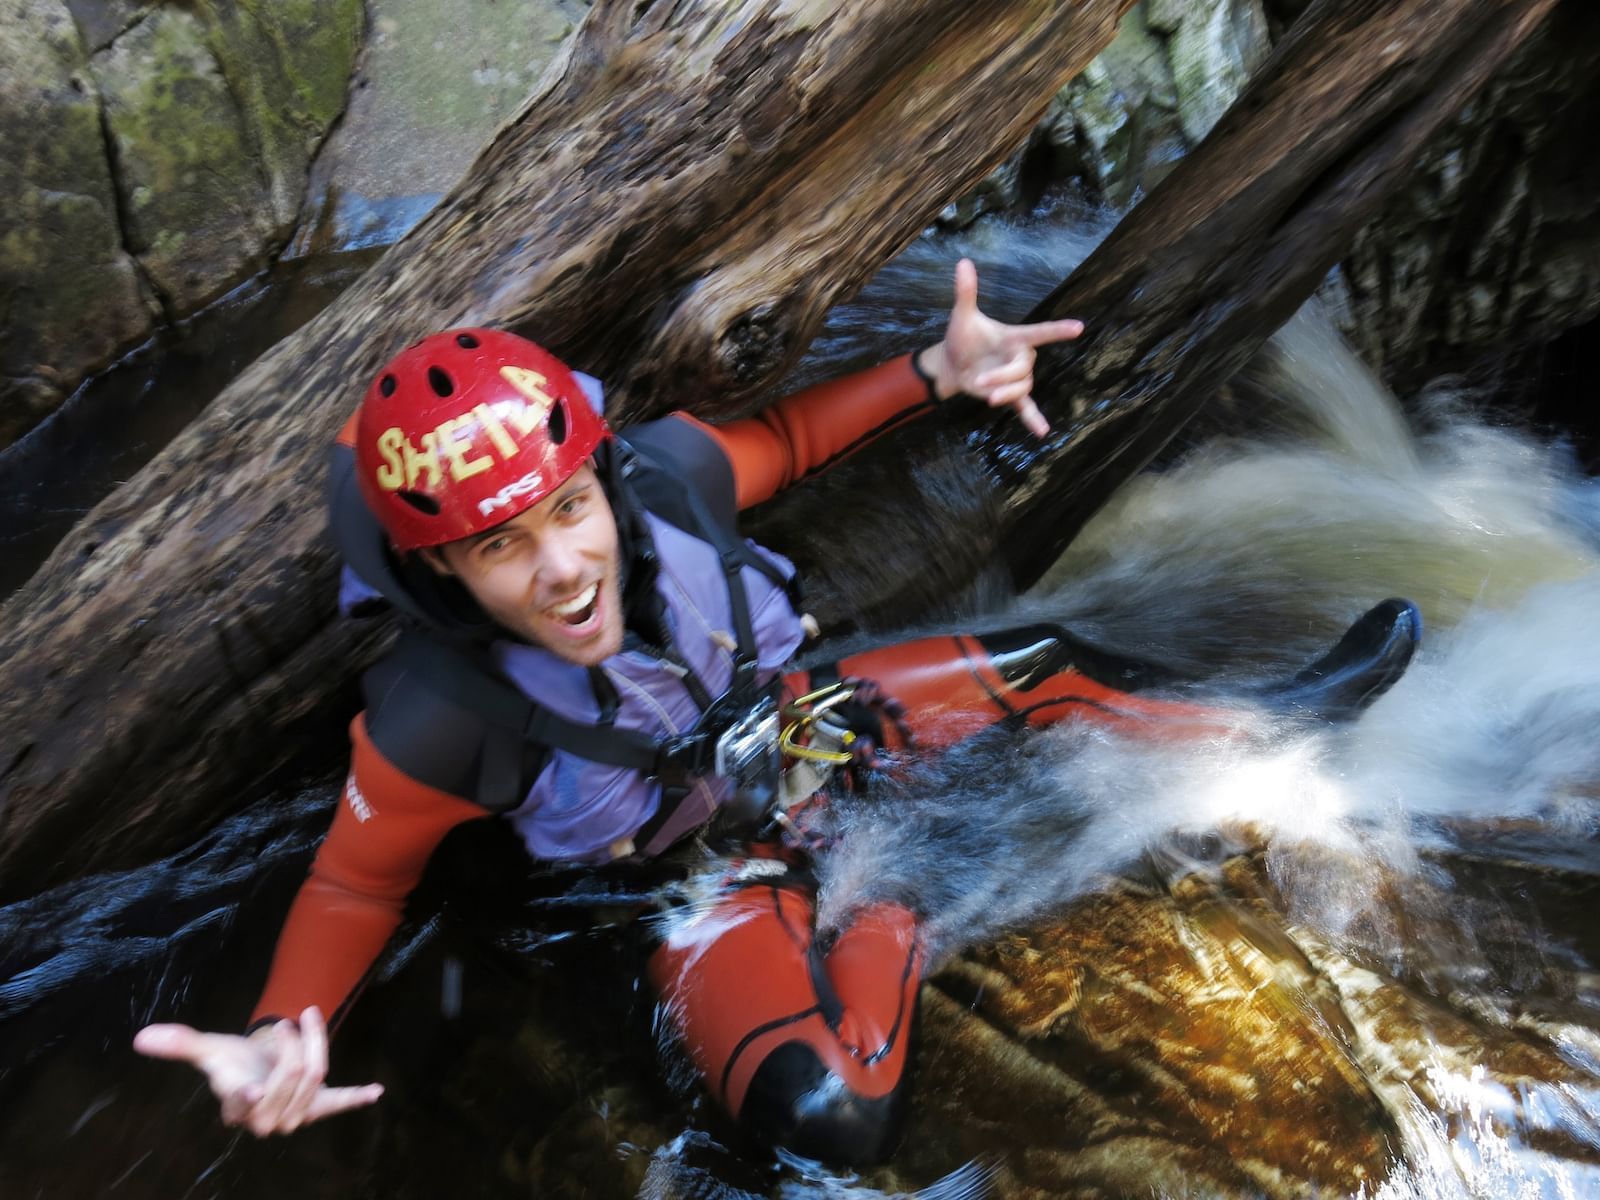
[682,353,937,510]
[250,714,484,1029]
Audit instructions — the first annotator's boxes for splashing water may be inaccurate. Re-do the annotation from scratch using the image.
[639,1131,998,1200]
[799,300,1600,1197]
[1024,305,1600,674]
[813,302,1600,942]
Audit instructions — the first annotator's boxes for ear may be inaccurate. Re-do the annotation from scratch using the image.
[418,546,455,577]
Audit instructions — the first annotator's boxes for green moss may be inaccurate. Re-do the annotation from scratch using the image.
[188,0,357,229]
[245,0,364,129]
[0,0,151,441]
[92,6,271,304]
[1059,3,1187,205]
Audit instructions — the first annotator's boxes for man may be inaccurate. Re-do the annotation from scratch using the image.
[134,260,1419,1165]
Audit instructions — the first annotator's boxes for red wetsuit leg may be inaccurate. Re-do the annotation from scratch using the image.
[701,625,1232,1166]
[793,625,1238,752]
[648,885,921,1167]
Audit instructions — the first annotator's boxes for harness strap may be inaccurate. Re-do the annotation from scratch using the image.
[396,632,667,774]
[626,439,803,637]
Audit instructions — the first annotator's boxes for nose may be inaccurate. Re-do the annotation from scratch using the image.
[533,534,585,592]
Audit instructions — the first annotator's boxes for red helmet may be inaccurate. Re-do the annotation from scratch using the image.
[355,328,611,550]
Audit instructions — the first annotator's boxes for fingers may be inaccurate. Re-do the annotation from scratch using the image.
[1013,396,1050,438]
[983,378,1034,410]
[972,361,1050,437]
[966,347,1052,438]
[280,1008,329,1134]
[1017,317,1085,348]
[132,1023,211,1064]
[306,1083,386,1121]
[972,351,1032,394]
[140,1014,375,1137]
[952,257,979,316]
[247,1018,307,1136]
[138,1022,271,1124]
[219,1082,265,1128]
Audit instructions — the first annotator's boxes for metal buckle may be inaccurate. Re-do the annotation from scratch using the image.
[713,695,780,782]
[656,733,713,780]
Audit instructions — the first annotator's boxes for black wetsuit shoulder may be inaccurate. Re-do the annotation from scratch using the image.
[621,416,739,538]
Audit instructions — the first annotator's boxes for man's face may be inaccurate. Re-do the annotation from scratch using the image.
[431,463,624,666]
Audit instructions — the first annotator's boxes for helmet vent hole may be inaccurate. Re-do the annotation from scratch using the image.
[398,490,441,516]
[428,366,455,397]
[547,400,568,445]
[379,373,397,397]
[454,333,479,349]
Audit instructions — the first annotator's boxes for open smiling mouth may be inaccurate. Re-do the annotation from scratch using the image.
[547,582,600,627]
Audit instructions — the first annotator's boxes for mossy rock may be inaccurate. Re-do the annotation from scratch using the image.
[1332,6,1600,388]
[1044,3,1188,207]
[1165,0,1270,144]
[0,0,361,446]
[296,0,588,254]
[195,0,363,229]
[89,7,278,307]
[0,0,153,446]
[59,0,156,52]
[87,2,361,311]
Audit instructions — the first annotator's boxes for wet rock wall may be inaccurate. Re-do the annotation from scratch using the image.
[1,0,362,445]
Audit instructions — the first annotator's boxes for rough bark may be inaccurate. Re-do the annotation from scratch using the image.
[1331,2,1600,392]
[0,0,1137,899]
[751,0,1559,627]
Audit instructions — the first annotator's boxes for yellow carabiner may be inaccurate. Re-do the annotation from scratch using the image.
[782,680,855,716]
[779,719,856,764]
[778,679,859,764]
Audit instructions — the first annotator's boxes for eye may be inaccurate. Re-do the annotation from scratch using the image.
[477,534,513,557]
[557,493,587,518]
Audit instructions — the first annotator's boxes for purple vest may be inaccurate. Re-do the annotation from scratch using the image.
[492,513,806,864]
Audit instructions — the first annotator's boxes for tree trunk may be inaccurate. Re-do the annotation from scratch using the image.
[747,0,1558,628]
[0,0,1137,899]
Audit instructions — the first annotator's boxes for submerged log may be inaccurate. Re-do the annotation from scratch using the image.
[0,0,1137,899]
[750,0,1560,627]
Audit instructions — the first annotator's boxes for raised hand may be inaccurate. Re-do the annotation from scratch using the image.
[133,1006,383,1136]
[918,257,1085,438]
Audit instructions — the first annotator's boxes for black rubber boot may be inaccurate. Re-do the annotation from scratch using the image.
[1260,598,1422,721]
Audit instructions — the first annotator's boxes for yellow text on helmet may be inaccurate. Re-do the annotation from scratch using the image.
[371,372,559,493]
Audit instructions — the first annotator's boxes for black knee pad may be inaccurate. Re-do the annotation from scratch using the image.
[740,1038,911,1168]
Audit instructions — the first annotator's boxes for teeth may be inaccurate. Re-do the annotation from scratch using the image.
[548,583,598,617]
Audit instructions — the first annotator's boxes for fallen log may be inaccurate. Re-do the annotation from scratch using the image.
[0,0,1136,899]
[748,0,1559,628]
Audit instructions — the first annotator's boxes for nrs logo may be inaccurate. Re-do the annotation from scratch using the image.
[478,469,546,517]
[346,774,375,823]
